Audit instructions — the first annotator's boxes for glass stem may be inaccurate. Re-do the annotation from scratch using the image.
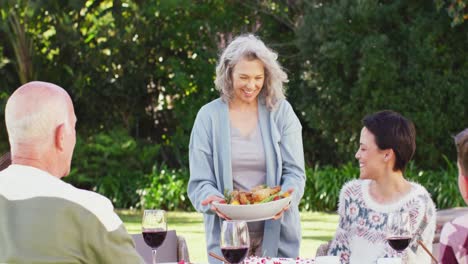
[152,249,157,264]
[397,251,403,262]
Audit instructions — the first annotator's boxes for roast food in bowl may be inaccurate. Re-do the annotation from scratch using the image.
[212,185,292,221]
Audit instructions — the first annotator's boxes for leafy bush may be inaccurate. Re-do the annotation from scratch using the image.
[137,159,463,212]
[300,160,465,212]
[0,1,298,169]
[66,136,463,211]
[405,157,464,209]
[301,163,358,212]
[297,0,468,169]
[141,165,192,211]
[66,128,159,209]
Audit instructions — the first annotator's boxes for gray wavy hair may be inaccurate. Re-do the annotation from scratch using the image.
[214,34,287,110]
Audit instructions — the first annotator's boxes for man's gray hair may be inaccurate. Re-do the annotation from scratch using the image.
[5,86,70,148]
[214,34,287,110]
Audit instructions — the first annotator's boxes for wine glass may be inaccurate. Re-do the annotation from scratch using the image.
[142,209,167,264]
[386,211,412,258]
[220,220,250,264]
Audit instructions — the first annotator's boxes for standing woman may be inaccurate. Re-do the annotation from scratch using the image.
[188,34,305,263]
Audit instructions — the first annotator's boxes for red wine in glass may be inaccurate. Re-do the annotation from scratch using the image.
[387,236,411,252]
[221,246,249,264]
[142,210,167,264]
[142,230,167,249]
[386,211,412,259]
[220,220,250,264]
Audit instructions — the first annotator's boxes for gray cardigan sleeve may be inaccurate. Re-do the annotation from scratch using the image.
[188,109,224,214]
[276,101,306,206]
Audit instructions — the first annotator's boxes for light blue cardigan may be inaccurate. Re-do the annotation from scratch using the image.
[188,97,305,263]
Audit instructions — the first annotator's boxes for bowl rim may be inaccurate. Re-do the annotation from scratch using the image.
[211,195,292,222]
[212,195,291,207]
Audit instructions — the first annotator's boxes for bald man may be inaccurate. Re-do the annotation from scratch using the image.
[0,82,144,263]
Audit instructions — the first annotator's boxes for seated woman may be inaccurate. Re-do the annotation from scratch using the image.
[328,110,436,264]
[439,128,468,264]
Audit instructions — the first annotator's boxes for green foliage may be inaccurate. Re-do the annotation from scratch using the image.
[65,129,194,210]
[142,165,192,211]
[126,159,464,211]
[66,128,160,208]
[300,161,465,212]
[297,0,468,169]
[301,163,358,212]
[404,156,464,209]
[435,0,468,26]
[0,0,300,168]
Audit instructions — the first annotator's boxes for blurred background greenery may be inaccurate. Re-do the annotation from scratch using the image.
[0,0,467,211]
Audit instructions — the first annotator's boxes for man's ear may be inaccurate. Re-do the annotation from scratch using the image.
[458,173,468,205]
[458,160,466,177]
[55,123,65,151]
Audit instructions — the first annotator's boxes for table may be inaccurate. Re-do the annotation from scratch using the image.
[244,256,315,264]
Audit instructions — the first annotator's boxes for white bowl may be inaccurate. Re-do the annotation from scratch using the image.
[212,196,292,222]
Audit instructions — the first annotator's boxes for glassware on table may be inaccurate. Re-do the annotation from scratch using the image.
[142,209,167,264]
[220,220,250,264]
[386,211,412,258]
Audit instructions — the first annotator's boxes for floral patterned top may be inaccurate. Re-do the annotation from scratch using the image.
[328,179,436,264]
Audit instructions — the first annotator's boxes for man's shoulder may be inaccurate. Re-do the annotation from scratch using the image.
[440,213,468,246]
[452,213,468,228]
[60,184,123,232]
[64,184,113,211]
[1,165,123,233]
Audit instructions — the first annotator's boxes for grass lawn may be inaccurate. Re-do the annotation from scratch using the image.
[119,210,338,263]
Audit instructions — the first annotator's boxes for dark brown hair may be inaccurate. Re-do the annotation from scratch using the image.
[363,110,416,173]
